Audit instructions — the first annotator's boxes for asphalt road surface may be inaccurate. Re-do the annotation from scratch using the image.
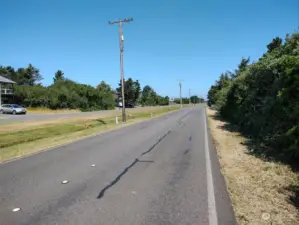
[0,108,120,123]
[0,105,236,225]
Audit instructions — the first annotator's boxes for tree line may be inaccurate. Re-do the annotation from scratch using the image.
[173,96,204,104]
[0,65,174,110]
[115,79,170,106]
[207,32,299,162]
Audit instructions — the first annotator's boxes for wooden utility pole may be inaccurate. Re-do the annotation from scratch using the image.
[189,89,191,105]
[178,80,183,108]
[109,18,133,122]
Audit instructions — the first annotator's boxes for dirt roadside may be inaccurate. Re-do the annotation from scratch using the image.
[206,107,299,225]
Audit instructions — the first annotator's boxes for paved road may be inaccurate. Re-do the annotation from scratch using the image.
[0,105,236,225]
[0,108,121,123]
[0,106,172,123]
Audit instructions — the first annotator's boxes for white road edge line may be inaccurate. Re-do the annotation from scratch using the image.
[204,109,218,225]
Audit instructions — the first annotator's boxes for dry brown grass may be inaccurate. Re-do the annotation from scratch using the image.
[206,107,299,225]
[26,107,80,114]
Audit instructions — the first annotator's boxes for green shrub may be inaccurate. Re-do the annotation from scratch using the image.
[207,32,299,162]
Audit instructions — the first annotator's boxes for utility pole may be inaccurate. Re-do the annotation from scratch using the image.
[178,80,183,108]
[189,89,191,105]
[109,17,133,122]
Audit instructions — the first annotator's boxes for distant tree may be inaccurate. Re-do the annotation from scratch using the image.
[124,78,135,104]
[141,85,152,99]
[97,81,112,92]
[140,85,155,105]
[163,96,170,105]
[173,97,189,104]
[267,37,282,53]
[207,73,231,107]
[0,66,18,82]
[232,57,250,79]
[116,77,140,104]
[96,81,115,108]
[53,70,65,83]
[174,98,181,104]
[27,64,43,85]
[15,64,43,86]
[182,98,189,104]
[133,80,141,103]
[207,85,218,106]
[190,95,199,104]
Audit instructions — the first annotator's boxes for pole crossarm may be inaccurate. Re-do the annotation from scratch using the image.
[108,18,133,25]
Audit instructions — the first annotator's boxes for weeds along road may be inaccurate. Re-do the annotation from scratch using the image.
[0,105,236,225]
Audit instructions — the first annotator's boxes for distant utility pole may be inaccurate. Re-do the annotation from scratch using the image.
[109,17,133,122]
[178,80,183,108]
[189,89,191,105]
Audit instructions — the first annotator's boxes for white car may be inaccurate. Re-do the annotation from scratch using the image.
[0,104,27,115]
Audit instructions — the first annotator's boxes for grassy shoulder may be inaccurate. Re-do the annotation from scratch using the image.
[206,107,299,225]
[0,106,180,163]
[26,107,81,114]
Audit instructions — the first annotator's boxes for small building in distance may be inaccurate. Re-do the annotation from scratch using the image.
[0,75,15,105]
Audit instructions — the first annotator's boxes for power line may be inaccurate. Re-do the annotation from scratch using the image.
[108,17,133,122]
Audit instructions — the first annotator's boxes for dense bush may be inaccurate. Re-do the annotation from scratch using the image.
[1,64,172,110]
[207,32,299,162]
[13,79,115,110]
[0,65,116,111]
[138,85,170,106]
[173,96,205,104]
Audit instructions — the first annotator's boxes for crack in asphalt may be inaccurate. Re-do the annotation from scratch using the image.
[97,158,139,199]
[141,130,171,156]
[97,129,172,199]
[97,110,191,200]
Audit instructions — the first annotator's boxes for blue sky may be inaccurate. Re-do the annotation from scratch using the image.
[0,0,298,99]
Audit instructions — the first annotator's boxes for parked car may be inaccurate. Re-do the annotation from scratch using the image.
[115,103,135,108]
[125,103,135,108]
[0,104,27,115]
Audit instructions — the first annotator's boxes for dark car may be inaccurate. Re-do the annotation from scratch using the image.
[125,103,135,108]
[115,103,135,108]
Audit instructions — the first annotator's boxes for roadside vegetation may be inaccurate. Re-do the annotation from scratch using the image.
[0,66,203,112]
[0,105,181,162]
[207,31,299,224]
[207,108,298,225]
[26,107,80,114]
